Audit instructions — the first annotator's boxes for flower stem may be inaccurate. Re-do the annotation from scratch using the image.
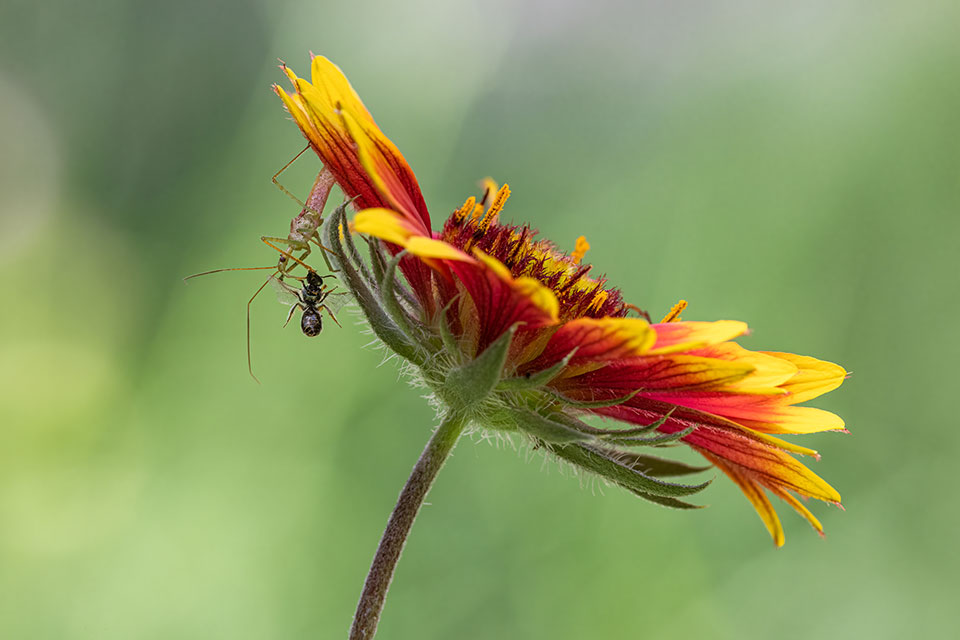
[349,413,467,640]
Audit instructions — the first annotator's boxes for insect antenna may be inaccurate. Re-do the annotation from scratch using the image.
[182,265,278,282]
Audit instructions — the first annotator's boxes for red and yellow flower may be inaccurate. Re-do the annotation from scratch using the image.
[275,56,848,546]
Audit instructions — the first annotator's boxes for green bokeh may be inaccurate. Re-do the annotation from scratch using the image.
[1,1,958,637]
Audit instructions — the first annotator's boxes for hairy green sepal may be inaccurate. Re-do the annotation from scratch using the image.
[548,441,711,500]
[322,204,423,365]
[440,325,517,410]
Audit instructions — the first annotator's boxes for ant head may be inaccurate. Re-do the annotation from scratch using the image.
[301,308,322,337]
[305,270,324,288]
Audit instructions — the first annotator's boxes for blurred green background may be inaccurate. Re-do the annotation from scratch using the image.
[1,0,958,637]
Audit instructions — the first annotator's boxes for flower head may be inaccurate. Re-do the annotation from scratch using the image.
[274,56,848,546]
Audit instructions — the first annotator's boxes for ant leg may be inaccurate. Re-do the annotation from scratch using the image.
[319,304,342,328]
[283,303,303,329]
[314,286,339,307]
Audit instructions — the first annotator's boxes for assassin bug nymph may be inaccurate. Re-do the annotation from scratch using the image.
[185,149,350,381]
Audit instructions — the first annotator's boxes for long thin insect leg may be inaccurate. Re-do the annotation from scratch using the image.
[309,234,339,257]
[310,236,343,273]
[291,249,316,276]
[308,235,341,272]
[246,271,279,384]
[261,237,313,272]
[271,145,311,206]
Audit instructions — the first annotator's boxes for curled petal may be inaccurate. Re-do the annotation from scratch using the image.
[275,80,382,214]
[406,237,472,261]
[339,107,431,234]
[449,251,559,353]
[472,250,560,320]
[275,57,430,231]
[308,54,374,123]
[353,207,421,246]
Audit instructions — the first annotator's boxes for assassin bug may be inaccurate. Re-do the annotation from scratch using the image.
[185,150,348,381]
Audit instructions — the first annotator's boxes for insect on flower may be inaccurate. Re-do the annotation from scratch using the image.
[274,54,851,547]
[268,54,853,640]
[184,157,344,381]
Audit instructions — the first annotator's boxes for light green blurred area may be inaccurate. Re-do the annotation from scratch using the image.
[1,0,958,637]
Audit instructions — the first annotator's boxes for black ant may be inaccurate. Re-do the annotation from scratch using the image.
[275,269,343,337]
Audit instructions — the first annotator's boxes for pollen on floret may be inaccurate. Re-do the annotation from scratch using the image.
[571,236,590,265]
[453,196,476,224]
[661,299,688,323]
[586,289,609,313]
[479,184,511,231]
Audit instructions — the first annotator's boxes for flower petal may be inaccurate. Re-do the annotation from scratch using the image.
[765,484,824,536]
[275,57,430,231]
[277,78,383,212]
[448,251,559,353]
[684,427,841,503]
[309,54,374,123]
[700,451,785,546]
[643,392,846,434]
[596,400,822,458]
[732,408,846,435]
[557,355,756,393]
[647,320,749,355]
[339,106,431,234]
[526,318,656,372]
[406,237,472,261]
[688,343,798,391]
[352,207,420,246]
[763,352,847,404]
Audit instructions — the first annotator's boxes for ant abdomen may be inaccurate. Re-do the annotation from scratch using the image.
[301,309,323,337]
